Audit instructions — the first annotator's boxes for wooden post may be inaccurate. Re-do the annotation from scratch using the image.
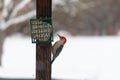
[36,0,52,80]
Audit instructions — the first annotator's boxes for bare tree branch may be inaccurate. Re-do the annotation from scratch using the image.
[10,0,31,18]
[4,10,36,29]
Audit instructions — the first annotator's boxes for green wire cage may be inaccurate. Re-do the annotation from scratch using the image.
[30,17,53,43]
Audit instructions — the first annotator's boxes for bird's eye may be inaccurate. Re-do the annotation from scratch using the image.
[61,37,64,39]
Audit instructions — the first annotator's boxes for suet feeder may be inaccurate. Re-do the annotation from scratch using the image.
[30,17,53,43]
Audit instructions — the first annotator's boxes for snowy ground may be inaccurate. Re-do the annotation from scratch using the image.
[0,34,120,80]
[0,34,35,79]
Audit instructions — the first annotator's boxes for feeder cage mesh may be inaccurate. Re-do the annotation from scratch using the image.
[30,17,53,43]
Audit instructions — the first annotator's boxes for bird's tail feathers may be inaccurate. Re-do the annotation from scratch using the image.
[51,58,55,64]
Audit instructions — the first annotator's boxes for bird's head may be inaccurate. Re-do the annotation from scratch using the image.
[57,34,67,44]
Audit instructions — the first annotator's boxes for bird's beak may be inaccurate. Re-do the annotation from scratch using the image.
[57,34,61,39]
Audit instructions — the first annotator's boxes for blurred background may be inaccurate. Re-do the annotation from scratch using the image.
[0,0,120,80]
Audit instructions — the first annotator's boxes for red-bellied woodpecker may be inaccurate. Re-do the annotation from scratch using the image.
[51,34,67,64]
